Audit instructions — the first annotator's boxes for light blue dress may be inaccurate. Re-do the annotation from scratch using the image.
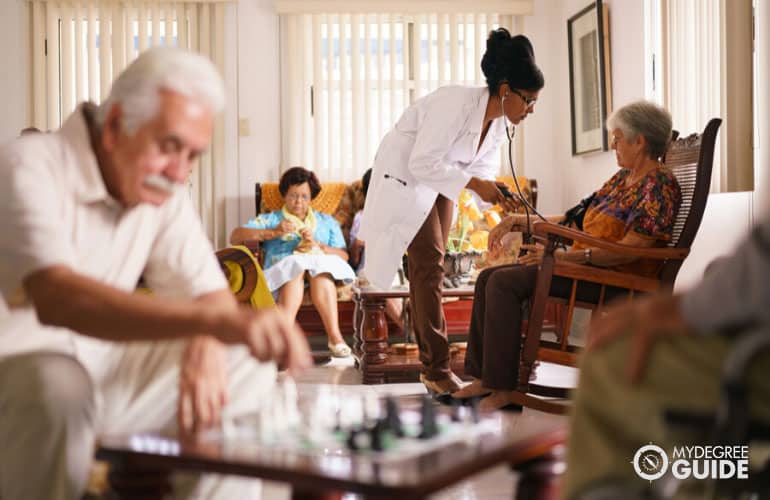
[241,209,356,293]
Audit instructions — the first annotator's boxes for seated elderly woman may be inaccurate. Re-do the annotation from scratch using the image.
[230,167,355,357]
[453,100,682,410]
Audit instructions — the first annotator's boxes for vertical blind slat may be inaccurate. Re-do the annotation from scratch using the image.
[46,2,60,128]
[403,18,410,113]
[74,2,86,103]
[301,14,313,167]
[312,14,323,172]
[176,3,187,50]
[326,14,335,176]
[351,14,362,175]
[340,14,350,177]
[99,4,111,100]
[363,15,372,167]
[61,5,75,117]
[32,1,46,128]
[277,11,518,181]
[449,14,459,84]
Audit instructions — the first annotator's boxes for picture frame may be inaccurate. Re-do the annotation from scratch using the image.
[567,0,612,155]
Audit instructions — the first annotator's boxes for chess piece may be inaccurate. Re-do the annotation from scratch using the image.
[370,421,385,452]
[450,399,463,423]
[418,394,438,440]
[383,396,404,437]
[347,426,372,451]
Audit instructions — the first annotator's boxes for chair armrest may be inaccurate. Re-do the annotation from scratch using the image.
[533,222,689,261]
[241,239,262,256]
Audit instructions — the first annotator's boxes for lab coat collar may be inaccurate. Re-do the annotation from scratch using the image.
[469,87,498,159]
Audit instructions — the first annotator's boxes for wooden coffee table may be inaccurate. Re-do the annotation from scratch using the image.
[352,285,475,384]
[97,407,566,499]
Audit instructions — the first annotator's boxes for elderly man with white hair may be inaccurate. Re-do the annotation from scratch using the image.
[0,48,311,499]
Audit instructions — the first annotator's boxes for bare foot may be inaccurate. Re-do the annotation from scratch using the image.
[451,378,491,399]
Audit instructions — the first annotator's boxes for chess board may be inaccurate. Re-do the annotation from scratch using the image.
[210,381,499,463]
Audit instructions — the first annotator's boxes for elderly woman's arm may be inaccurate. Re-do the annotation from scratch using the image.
[553,231,659,267]
[230,220,295,245]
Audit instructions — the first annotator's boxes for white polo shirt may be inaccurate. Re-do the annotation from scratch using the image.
[0,104,226,377]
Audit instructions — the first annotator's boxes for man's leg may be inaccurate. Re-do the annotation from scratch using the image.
[407,195,454,383]
[98,340,277,499]
[563,333,770,499]
[0,352,96,500]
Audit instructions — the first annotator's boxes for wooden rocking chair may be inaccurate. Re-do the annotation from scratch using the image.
[513,118,722,414]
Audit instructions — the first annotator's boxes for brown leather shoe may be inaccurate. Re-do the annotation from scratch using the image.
[420,373,463,396]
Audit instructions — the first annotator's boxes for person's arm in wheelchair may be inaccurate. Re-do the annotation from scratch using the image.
[589,213,770,383]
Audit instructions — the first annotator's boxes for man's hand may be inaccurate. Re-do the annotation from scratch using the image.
[178,335,228,433]
[217,306,312,375]
[588,294,694,383]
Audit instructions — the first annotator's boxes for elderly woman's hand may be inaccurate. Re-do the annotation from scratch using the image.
[488,215,515,256]
[299,227,315,244]
[517,242,545,265]
[276,220,296,237]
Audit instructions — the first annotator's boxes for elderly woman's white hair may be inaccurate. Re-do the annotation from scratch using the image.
[606,100,673,161]
[96,47,225,133]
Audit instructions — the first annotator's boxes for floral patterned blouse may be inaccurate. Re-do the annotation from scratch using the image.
[577,167,682,277]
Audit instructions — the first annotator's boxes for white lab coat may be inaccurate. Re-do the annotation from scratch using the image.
[359,86,508,289]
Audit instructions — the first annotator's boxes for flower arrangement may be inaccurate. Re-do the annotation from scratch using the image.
[446,190,503,253]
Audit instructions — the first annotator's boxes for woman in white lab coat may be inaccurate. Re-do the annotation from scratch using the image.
[359,29,544,395]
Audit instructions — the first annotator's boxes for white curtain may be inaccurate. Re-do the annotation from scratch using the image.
[280,12,523,182]
[663,0,722,191]
[29,0,232,246]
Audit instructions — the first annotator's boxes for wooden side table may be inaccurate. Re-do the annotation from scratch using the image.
[353,285,475,384]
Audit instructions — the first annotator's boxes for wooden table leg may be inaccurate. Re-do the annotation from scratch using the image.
[360,297,388,384]
[107,457,173,500]
[512,447,565,500]
[352,293,364,357]
[291,488,344,500]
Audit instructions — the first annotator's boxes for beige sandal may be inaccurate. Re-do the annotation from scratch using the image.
[328,342,352,358]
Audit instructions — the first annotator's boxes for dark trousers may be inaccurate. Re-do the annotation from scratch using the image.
[464,264,629,391]
[407,195,454,380]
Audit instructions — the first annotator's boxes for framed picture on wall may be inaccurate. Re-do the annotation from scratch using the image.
[567,0,612,155]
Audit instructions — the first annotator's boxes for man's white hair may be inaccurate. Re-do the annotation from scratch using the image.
[96,47,225,133]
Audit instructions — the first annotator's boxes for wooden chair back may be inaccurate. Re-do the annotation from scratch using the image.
[658,118,722,286]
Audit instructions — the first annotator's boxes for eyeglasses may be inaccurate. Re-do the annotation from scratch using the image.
[286,193,311,202]
[510,88,537,107]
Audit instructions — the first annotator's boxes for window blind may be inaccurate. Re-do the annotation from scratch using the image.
[280,12,523,182]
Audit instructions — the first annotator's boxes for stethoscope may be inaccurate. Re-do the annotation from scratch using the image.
[499,92,548,243]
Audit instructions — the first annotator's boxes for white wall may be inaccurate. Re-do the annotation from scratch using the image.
[0,0,30,143]
[522,0,646,215]
[230,0,282,236]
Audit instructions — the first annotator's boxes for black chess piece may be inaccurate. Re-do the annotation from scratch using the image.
[370,421,385,452]
[449,399,463,423]
[469,397,480,424]
[384,396,404,437]
[418,394,438,440]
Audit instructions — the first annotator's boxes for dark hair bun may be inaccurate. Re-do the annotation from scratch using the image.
[481,29,544,94]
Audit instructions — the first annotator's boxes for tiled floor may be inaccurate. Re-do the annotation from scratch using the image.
[261,355,575,499]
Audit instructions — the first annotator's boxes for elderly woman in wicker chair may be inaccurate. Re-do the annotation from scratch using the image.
[453,100,682,410]
[230,167,355,357]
